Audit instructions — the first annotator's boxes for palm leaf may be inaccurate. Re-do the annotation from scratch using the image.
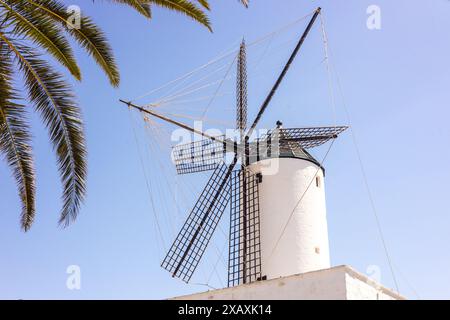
[104,0,152,18]
[196,0,210,10]
[0,40,36,231]
[1,36,87,227]
[240,0,249,8]
[0,0,81,80]
[150,0,211,31]
[27,0,120,87]
[98,0,214,30]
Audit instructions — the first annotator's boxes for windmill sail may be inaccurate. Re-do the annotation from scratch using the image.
[253,126,349,151]
[236,40,248,140]
[228,170,261,287]
[172,136,227,175]
[161,159,237,282]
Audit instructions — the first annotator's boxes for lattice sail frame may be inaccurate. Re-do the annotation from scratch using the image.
[256,126,348,149]
[161,161,235,282]
[228,170,261,287]
[227,40,262,287]
[171,127,348,173]
[236,40,248,137]
[172,136,226,175]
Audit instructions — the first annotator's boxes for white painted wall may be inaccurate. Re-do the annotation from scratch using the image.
[171,265,404,300]
[248,157,330,280]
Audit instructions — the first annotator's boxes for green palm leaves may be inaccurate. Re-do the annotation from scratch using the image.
[145,0,211,31]
[0,0,93,230]
[0,42,36,230]
[0,0,247,230]
[105,0,216,30]
[30,0,121,86]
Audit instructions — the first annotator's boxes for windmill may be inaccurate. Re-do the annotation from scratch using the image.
[120,7,348,287]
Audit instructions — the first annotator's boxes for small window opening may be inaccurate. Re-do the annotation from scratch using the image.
[316,176,321,188]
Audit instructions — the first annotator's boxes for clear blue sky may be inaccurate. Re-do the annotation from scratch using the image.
[1,0,449,299]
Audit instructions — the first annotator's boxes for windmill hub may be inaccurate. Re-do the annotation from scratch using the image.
[276,120,283,129]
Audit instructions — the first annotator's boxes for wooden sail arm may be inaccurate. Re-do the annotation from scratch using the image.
[120,99,241,154]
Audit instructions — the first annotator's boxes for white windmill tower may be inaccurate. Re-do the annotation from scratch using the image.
[121,7,403,300]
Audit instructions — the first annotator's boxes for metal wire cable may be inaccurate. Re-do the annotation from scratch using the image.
[326,44,401,295]
[128,109,167,253]
[129,13,313,103]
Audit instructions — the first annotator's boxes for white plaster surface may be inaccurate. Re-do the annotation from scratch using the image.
[170,265,405,300]
[248,158,330,280]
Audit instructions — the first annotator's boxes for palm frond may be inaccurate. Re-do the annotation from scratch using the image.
[0,0,81,80]
[27,0,120,87]
[1,36,87,227]
[104,0,152,18]
[0,40,36,231]
[150,0,211,31]
[239,0,249,8]
[196,0,210,10]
